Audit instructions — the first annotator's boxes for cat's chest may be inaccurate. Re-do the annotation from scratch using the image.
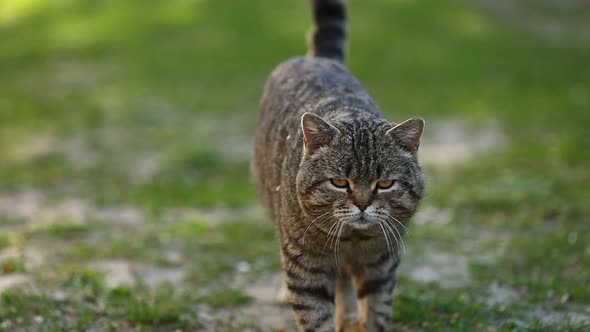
[339,233,388,259]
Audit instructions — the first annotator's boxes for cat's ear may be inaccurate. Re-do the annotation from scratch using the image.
[301,113,340,152]
[386,118,425,152]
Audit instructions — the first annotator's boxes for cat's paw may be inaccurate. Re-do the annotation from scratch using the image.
[347,322,367,332]
[338,320,367,332]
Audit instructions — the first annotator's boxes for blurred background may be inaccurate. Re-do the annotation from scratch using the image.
[0,0,589,331]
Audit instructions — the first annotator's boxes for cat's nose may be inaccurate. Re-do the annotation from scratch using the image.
[355,202,369,212]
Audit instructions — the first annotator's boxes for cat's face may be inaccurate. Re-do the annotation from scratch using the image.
[296,113,425,235]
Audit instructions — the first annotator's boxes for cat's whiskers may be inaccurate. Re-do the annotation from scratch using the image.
[376,221,394,260]
[323,219,341,253]
[387,213,409,234]
[302,211,332,244]
[383,214,408,252]
[328,210,347,247]
[373,211,408,256]
[376,210,409,235]
[382,216,406,255]
[334,217,348,272]
[377,216,402,256]
[329,219,342,250]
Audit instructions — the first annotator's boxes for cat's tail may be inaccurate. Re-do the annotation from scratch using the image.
[308,0,347,63]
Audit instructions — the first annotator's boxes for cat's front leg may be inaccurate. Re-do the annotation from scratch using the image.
[281,244,336,332]
[353,257,399,331]
[335,273,357,332]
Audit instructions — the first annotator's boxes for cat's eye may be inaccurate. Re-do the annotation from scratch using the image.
[376,179,396,190]
[330,178,349,188]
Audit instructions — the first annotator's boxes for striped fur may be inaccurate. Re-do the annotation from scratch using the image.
[252,1,425,331]
[309,0,347,63]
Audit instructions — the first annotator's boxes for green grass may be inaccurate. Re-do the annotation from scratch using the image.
[394,280,514,331]
[0,0,589,330]
[0,283,201,331]
[197,288,253,309]
[1,258,25,275]
[37,222,90,239]
[0,234,15,249]
[394,279,590,331]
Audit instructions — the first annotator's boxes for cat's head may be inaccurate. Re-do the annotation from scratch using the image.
[296,112,425,234]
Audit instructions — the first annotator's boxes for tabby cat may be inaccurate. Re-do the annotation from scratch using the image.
[251,0,425,331]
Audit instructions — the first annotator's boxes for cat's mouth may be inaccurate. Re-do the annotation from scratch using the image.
[348,216,374,230]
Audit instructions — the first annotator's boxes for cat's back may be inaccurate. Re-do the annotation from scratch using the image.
[261,56,374,116]
[257,56,378,146]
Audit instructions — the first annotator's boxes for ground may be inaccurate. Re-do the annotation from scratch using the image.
[0,0,589,331]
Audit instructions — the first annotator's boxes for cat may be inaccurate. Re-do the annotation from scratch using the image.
[251,0,425,331]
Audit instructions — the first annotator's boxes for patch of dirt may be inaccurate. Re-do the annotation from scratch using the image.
[483,284,590,326]
[0,246,44,271]
[529,307,590,326]
[0,189,44,224]
[413,206,453,226]
[0,190,145,229]
[236,273,297,332]
[161,205,263,224]
[0,274,31,292]
[89,259,184,289]
[485,283,520,306]
[0,248,20,263]
[0,187,263,233]
[130,152,162,184]
[402,251,471,288]
[419,119,506,167]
